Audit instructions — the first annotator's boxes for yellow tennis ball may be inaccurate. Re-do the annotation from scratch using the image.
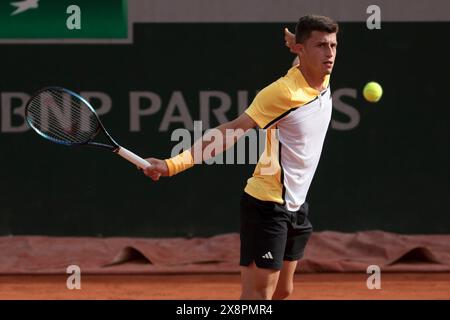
[363,81,383,102]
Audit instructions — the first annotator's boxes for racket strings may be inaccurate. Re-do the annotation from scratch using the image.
[31,92,95,140]
[31,90,93,132]
[28,107,92,143]
[27,89,99,144]
[27,100,93,144]
[28,102,93,142]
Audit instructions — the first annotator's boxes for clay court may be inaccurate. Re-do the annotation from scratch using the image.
[1,273,449,300]
[1,232,449,300]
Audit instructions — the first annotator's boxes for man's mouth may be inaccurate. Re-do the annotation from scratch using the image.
[324,61,333,67]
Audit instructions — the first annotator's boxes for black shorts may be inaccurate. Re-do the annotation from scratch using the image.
[240,192,313,270]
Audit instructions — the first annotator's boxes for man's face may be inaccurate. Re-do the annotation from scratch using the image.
[297,31,337,76]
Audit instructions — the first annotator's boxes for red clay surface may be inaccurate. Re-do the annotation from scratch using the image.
[1,273,449,300]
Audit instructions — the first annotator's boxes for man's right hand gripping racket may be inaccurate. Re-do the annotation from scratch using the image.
[25,87,151,170]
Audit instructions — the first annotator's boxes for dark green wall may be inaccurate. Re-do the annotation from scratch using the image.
[0,23,449,236]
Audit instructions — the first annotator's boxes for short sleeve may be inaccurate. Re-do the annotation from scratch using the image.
[245,80,292,129]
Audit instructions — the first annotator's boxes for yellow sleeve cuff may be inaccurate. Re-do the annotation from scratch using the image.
[165,150,194,177]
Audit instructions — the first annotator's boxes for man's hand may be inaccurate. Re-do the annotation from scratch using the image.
[141,158,169,181]
[284,28,298,54]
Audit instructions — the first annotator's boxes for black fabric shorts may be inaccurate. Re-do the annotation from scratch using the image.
[240,192,313,270]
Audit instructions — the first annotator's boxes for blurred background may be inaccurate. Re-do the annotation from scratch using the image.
[1,0,449,237]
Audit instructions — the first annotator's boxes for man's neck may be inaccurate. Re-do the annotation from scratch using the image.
[298,64,327,92]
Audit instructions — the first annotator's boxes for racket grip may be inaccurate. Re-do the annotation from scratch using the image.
[116,147,151,169]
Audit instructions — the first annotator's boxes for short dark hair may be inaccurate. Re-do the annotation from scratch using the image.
[295,15,339,43]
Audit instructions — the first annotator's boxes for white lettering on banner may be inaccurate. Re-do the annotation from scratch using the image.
[331,88,360,130]
[1,92,30,133]
[159,91,194,131]
[0,89,361,133]
[200,91,231,129]
[38,93,72,132]
[129,91,161,132]
[80,92,112,116]
[79,92,112,132]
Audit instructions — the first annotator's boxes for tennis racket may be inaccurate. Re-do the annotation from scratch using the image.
[25,87,151,169]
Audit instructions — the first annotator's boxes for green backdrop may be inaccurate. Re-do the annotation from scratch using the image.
[0,22,449,236]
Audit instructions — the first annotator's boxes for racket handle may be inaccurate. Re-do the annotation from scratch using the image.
[116,147,151,169]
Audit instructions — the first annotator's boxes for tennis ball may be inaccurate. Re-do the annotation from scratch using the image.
[363,81,383,102]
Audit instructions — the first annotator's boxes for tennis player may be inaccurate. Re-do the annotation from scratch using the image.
[143,15,338,300]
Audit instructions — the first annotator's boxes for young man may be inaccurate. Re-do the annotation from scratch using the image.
[143,15,338,300]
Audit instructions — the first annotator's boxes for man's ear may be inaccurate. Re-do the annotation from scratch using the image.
[292,43,302,55]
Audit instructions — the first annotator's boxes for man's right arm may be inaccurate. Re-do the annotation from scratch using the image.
[143,27,295,181]
[142,113,257,181]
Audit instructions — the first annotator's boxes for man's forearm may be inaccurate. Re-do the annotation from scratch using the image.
[189,119,248,163]
[165,113,256,176]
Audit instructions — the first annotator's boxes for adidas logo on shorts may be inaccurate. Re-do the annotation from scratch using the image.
[262,251,273,259]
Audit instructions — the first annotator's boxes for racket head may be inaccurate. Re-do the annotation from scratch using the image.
[25,87,101,146]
